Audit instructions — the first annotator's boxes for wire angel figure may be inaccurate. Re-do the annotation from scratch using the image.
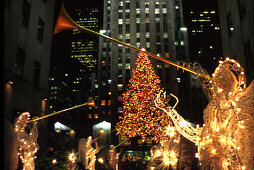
[78,136,101,170]
[14,112,39,170]
[107,145,119,169]
[155,59,254,169]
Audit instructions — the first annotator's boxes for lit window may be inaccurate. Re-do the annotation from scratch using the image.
[118,19,123,24]
[101,100,106,106]
[118,96,123,101]
[145,8,149,13]
[163,8,167,13]
[118,34,123,39]
[163,33,168,38]
[117,84,123,91]
[126,33,130,39]
[146,32,150,38]
[146,42,150,48]
[155,8,160,14]
[88,114,92,118]
[136,8,140,14]
[94,114,98,119]
[136,18,140,23]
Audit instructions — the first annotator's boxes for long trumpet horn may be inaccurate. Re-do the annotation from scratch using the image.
[52,4,211,80]
[27,97,97,123]
[53,4,78,35]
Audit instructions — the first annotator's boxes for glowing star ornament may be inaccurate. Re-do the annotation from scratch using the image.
[14,112,39,170]
[116,52,171,142]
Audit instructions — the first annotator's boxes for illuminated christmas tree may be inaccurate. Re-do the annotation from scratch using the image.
[116,52,171,142]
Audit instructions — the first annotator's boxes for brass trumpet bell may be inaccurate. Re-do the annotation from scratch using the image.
[87,98,97,108]
[53,4,78,35]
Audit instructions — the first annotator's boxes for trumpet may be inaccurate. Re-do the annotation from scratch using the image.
[53,4,211,80]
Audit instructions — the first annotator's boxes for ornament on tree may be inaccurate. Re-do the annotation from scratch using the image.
[14,112,39,170]
[116,51,171,142]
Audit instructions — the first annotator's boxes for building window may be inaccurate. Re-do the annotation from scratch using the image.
[33,60,41,86]
[163,22,167,32]
[136,18,140,24]
[126,24,130,33]
[15,47,25,76]
[156,35,161,42]
[146,23,149,32]
[37,17,44,43]
[21,0,30,28]
[156,23,160,32]
[118,25,122,34]
[237,0,246,20]
[136,24,140,32]
[146,32,150,38]
[117,84,123,91]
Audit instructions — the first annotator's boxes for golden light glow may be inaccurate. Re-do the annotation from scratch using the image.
[52,159,57,164]
[98,157,104,164]
[68,152,76,163]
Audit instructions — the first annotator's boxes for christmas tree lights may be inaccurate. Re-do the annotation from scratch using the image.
[116,51,171,142]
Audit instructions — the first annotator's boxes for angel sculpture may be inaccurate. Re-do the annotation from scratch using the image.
[14,112,39,170]
[108,145,118,170]
[155,59,254,169]
[78,136,100,170]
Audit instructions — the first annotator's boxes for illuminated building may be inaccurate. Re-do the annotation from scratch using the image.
[182,0,223,124]
[71,7,99,72]
[97,0,190,145]
[217,0,253,84]
[183,0,223,75]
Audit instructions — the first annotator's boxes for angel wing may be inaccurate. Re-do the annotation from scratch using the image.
[78,138,87,168]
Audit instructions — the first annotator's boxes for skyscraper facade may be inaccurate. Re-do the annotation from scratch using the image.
[4,0,55,122]
[4,0,55,153]
[71,7,99,73]
[97,0,190,145]
[182,0,223,124]
[217,0,253,84]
